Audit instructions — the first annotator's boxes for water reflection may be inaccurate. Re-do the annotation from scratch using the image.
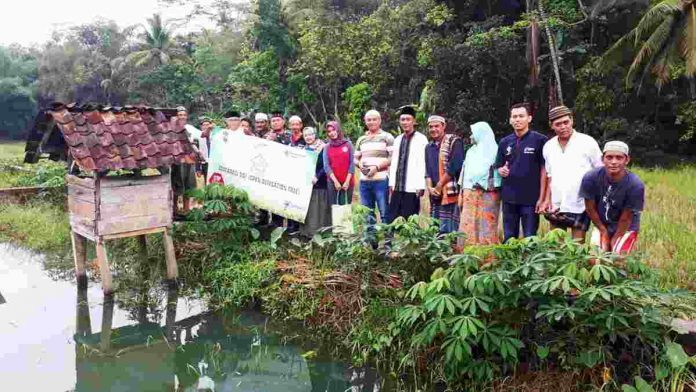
[73,286,360,391]
[1,244,382,392]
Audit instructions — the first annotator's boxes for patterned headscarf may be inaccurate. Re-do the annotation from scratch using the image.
[303,127,325,152]
[326,121,348,147]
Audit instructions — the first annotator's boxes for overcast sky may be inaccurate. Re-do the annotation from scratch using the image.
[0,0,246,47]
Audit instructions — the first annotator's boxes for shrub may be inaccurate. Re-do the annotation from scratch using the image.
[383,230,696,388]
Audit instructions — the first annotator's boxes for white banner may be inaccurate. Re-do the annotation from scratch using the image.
[206,130,318,223]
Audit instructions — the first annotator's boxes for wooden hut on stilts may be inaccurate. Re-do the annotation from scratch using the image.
[24,103,198,294]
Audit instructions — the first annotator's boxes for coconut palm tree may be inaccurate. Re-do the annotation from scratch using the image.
[603,0,696,96]
[126,13,183,68]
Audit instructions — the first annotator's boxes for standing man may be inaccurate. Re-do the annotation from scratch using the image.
[240,117,255,136]
[425,115,464,234]
[388,106,428,222]
[253,112,275,227]
[224,110,242,133]
[354,110,394,236]
[580,141,644,254]
[542,105,603,241]
[496,103,548,242]
[266,111,292,228]
[267,111,292,145]
[255,113,270,138]
[172,106,203,218]
[198,117,214,183]
[286,115,306,233]
[288,115,306,148]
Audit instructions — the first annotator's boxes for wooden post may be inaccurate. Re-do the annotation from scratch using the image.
[95,239,113,294]
[162,229,178,281]
[100,294,114,351]
[165,286,178,342]
[71,231,88,289]
[76,287,92,337]
[137,235,148,260]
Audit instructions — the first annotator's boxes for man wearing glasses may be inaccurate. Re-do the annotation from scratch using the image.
[541,105,603,241]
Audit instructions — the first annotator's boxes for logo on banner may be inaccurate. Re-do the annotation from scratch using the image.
[250,154,269,177]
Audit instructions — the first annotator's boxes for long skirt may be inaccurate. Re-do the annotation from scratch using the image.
[430,201,460,234]
[458,188,501,246]
[300,187,332,238]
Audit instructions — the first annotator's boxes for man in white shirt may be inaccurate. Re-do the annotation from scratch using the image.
[388,106,428,223]
[542,105,603,241]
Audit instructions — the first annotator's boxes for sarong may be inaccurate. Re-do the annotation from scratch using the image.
[458,188,501,246]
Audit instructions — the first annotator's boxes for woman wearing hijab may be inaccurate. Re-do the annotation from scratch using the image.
[300,127,332,238]
[323,121,355,206]
[457,122,502,247]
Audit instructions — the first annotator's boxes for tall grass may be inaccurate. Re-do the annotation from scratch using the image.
[0,141,27,187]
[0,141,24,160]
[632,166,696,290]
[0,202,71,254]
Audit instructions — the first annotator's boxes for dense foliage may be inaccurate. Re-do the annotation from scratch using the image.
[385,232,695,388]
[168,185,695,390]
[1,0,694,163]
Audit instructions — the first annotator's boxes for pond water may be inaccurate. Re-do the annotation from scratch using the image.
[0,244,381,391]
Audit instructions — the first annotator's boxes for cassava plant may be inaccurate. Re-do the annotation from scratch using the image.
[382,230,696,388]
[181,183,258,253]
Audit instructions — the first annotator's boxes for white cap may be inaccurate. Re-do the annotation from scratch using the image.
[288,115,302,124]
[603,141,629,156]
[427,115,446,124]
[255,113,268,122]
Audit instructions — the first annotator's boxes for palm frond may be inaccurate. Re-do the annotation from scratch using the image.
[627,14,677,82]
[602,30,639,69]
[682,3,696,76]
[633,0,681,44]
[648,37,681,90]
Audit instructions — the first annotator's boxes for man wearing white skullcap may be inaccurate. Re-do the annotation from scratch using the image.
[579,140,645,255]
[288,115,306,148]
[255,113,270,138]
[424,114,464,234]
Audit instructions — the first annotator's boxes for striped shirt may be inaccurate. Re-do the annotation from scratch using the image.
[354,130,394,181]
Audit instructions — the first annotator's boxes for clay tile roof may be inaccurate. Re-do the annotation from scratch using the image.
[47,104,197,171]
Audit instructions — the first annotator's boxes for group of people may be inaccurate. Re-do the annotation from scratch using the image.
[173,102,646,255]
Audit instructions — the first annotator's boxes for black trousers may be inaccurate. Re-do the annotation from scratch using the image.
[502,202,539,242]
[387,191,420,224]
[259,210,284,227]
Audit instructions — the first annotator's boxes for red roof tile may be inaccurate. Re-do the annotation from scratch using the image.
[49,106,197,171]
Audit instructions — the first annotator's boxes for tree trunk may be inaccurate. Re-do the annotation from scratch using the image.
[538,0,564,105]
[689,76,696,100]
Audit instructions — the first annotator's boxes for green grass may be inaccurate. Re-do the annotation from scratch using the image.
[632,166,696,290]
[0,141,26,187]
[0,202,71,254]
[0,140,24,159]
[0,141,71,253]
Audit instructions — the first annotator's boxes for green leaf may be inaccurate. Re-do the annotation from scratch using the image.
[406,282,427,300]
[664,341,689,368]
[536,345,550,360]
[633,376,655,392]
[621,385,638,392]
[250,228,260,240]
[270,226,285,246]
[654,363,668,380]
